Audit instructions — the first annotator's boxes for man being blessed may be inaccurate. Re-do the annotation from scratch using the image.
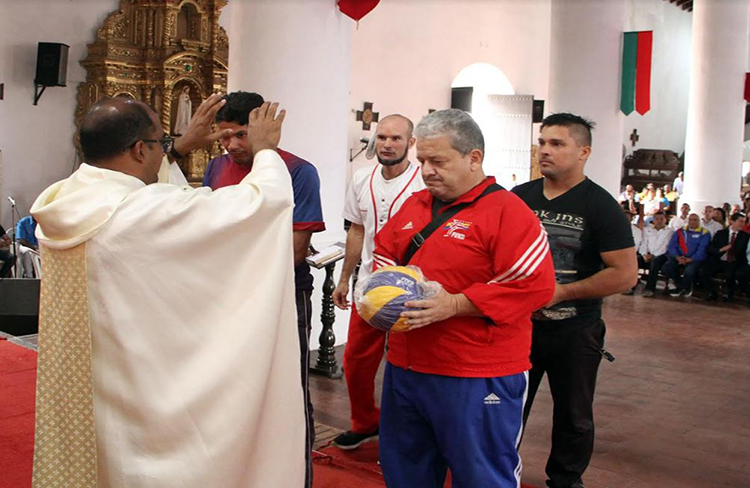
[30,97,304,488]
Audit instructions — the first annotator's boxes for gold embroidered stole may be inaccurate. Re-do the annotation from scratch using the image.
[33,244,98,487]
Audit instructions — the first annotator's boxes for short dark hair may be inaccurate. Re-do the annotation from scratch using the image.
[215,91,265,125]
[714,207,726,222]
[730,212,745,222]
[654,211,666,217]
[541,112,595,146]
[80,98,155,163]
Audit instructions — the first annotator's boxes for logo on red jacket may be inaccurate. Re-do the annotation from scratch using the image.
[443,219,473,240]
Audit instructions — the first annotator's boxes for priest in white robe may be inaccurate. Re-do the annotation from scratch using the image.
[30,96,305,488]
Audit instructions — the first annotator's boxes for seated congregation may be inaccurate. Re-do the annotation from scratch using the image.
[620,183,750,301]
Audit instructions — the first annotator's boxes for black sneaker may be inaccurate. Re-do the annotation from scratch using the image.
[332,429,379,450]
[546,480,584,488]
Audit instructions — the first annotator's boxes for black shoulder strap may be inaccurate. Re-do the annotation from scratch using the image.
[403,183,503,264]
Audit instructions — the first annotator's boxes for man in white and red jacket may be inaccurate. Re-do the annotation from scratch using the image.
[331,114,424,450]
[372,109,556,488]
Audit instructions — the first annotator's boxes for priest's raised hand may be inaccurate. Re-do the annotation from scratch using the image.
[247,101,286,155]
[172,92,233,157]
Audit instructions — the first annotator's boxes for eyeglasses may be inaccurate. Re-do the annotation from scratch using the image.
[129,136,174,153]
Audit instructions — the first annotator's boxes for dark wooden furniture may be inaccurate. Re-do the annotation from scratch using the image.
[621,149,683,191]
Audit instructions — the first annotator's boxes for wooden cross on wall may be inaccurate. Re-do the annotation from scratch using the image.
[630,129,640,147]
[356,101,379,130]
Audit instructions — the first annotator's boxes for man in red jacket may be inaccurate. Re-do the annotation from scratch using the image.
[372,109,556,488]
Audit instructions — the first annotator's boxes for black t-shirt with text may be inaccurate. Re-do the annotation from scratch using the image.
[512,178,634,322]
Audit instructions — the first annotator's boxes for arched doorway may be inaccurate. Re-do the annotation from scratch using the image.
[451,63,533,188]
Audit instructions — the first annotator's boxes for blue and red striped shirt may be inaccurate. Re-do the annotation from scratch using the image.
[203,149,326,291]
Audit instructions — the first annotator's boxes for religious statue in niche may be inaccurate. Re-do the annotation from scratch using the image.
[75,0,229,183]
[151,87,163,117]
[173,86,193,135]
[177,3,201,41]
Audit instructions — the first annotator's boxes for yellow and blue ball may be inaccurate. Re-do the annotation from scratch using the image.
[357,266,425,332]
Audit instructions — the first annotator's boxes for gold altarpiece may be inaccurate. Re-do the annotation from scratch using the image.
[75,0,228,182]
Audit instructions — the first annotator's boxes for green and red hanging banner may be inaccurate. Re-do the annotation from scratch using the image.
[621,31,653,116]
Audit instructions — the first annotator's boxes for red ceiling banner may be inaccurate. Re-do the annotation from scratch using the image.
[338,0,380,22]
[635,31,653,115]
[745,73,750,103]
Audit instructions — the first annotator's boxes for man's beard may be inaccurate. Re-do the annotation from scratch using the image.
[377,149,408,167]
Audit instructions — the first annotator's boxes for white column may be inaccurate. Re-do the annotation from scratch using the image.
[225,0,353,346]
[548,0,626,196]
[682,0,749,209]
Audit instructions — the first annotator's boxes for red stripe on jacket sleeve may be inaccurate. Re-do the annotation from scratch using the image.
[462,204,555,327]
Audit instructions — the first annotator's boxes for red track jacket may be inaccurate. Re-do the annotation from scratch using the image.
[372,177,555,377]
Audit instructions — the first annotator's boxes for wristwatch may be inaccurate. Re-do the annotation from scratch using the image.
[170,146,184,160]
[164,139,184,160]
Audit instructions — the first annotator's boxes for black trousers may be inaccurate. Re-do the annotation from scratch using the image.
[735,263,750,295]
[700,260,737,297]
[0,249,16,278]
[296,289,314,488]
[523,317,605,488]
[643,254,669,291]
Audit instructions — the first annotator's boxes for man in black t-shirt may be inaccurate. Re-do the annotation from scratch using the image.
[513,113,637,488]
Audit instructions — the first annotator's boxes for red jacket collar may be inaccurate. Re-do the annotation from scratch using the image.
[415,176,498,212]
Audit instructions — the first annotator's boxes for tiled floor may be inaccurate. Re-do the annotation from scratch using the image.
[9,292,749,486]
[309,292,750,488]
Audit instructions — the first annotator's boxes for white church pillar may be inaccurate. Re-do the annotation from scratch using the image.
[682,0,749,209]
[548,0,626,196]
[224,0,353,346]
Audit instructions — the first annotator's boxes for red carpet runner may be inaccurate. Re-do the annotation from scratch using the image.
[1,340,536,488]
[0,339,36,488]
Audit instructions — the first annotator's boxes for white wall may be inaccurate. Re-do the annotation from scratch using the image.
[0,0,119,231]
[225,0,353,347]
[623,0,693,156]
[682,0,749,209]
[347,0,552,178]
[330,0,552,347]
[225,0,554,348]
[548,0,627,197]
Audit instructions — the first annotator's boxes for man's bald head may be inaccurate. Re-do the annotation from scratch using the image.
[374,114,415,167]
[80,97,157,163]
[378,114,414,138]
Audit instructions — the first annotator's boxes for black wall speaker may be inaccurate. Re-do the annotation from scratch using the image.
[35,42,69,87]
[0,279,39,336]
[533,100,545,123]
[451,87,473,113]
